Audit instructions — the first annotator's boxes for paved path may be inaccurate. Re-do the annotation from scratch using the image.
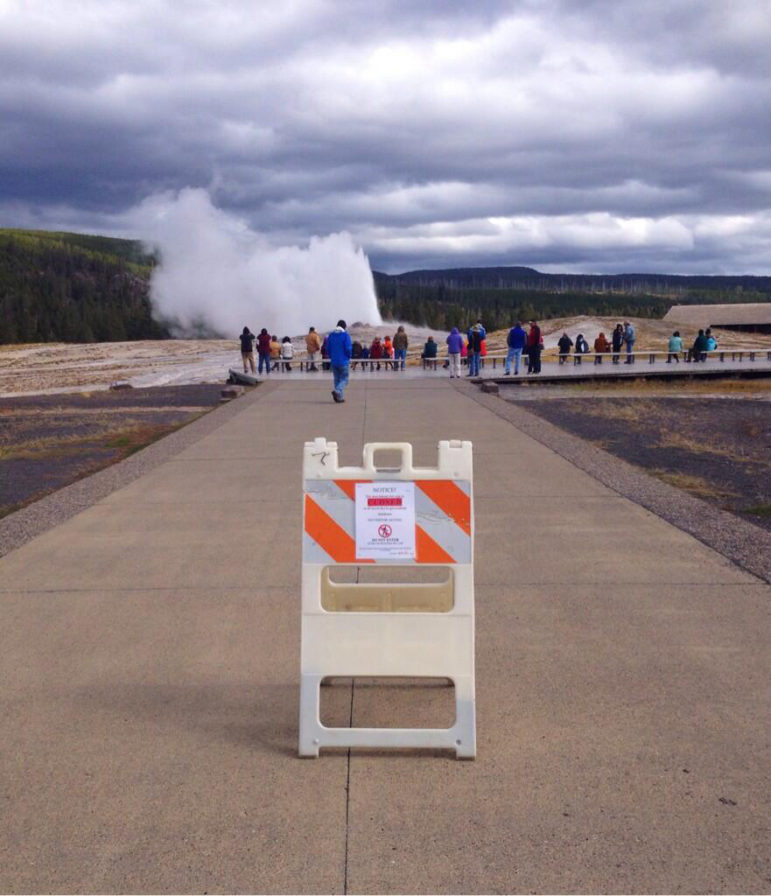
[1,380,769,893]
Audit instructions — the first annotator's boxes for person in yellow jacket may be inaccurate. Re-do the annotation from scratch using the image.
[305,326,322,371]
[269,335,281,371]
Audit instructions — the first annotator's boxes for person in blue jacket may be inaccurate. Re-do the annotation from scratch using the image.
[505,321,527,375]
[327,319,353,402]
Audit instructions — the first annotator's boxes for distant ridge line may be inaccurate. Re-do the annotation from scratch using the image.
[373,266,771,294]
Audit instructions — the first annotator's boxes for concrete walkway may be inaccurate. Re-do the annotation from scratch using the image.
[1,379,768,893]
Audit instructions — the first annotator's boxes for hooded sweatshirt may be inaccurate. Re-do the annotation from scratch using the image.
[446,327,464,353]
[326,326,352,367]
[508,325,527,350]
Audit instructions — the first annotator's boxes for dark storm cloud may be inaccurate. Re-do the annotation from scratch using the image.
[1,0,770,272]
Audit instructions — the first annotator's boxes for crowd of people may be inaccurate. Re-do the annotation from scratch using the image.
[553,322,637,368]
[239,319,725,398]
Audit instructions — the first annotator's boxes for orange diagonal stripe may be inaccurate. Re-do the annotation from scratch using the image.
[416,480,471,535]
[333,479,371,501]
[304,494,358,563]
[415,525,456,564]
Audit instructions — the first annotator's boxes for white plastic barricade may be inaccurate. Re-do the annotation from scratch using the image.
[299,438,476,758]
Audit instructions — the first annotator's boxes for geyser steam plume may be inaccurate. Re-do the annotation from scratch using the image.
[142,189,381,337]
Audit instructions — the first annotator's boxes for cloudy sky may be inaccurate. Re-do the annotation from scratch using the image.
[2,0,770,274]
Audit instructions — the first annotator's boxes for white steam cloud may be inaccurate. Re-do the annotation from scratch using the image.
[139,188,381,337]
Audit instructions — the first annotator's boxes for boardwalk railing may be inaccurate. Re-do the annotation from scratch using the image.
[288,348,771,373]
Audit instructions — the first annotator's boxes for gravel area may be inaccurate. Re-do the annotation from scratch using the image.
[460,381,771,584]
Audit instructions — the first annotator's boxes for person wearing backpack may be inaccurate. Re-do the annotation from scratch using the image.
[505,321,527,375]
[623,321,636,364]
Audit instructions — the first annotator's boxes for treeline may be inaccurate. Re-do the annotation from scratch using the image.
[373,270,771,331]
[383,266,771,294]
[0,229,167,344]
[3,228,771,343]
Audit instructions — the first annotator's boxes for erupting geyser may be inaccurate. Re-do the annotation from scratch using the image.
[142,188,381,337]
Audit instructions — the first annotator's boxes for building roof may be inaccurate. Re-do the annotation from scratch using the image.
[664,303,771,326]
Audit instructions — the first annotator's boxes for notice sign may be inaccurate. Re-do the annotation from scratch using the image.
[355,482,416,560]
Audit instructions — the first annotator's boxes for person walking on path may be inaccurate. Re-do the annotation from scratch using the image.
[239,327,256,374]
[667,331,683,363]
[557,332,573,365]
[593,332,609,365]
[611,324,623,364]
[305,327,322,371]
[256,328,272,375]
[393,326,409,370]
[526,320,542,374]
[327,320,352,402]
[623,321,636,364]
[467,320,486,376]
[505,321,527,375]
[446,327,463,378]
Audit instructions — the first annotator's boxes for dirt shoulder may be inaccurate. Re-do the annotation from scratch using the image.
[521,396,770,530]
[1,384,224,517]
[500,380,771,531]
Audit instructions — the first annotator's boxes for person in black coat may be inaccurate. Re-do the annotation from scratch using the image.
[239,327,255,374]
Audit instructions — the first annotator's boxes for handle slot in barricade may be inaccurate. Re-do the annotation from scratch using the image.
[321,566,454,613]
[299,438,476,758]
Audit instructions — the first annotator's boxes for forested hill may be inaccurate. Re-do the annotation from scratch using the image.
[0,229,166,343]
[373,268,771,332]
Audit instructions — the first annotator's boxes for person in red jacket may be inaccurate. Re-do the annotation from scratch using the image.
[526,320,542,374]
[256,328,272,375]
[370,336,384,370]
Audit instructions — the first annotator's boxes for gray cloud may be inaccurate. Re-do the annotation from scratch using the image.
[1,0,770,273]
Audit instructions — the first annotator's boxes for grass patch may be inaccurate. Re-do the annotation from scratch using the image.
[655,431,748,460]
[557,377,771,397]
[649,469,736,499]
[104,418,204,456]
[743,504,771,518]
[576,399,659,423]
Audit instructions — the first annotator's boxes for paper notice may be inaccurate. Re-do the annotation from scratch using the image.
[355,481,416,560]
